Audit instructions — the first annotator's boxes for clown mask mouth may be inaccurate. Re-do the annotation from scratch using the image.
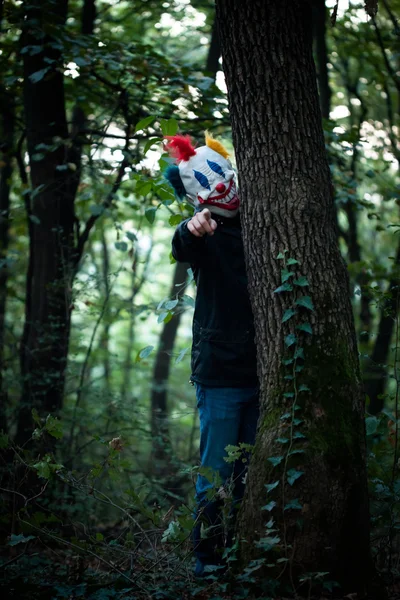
[197,180,240,211]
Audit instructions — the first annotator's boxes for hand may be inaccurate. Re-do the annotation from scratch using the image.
[187,209,217,237]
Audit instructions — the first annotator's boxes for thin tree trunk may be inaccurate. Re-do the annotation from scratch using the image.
[0,88,14,432]
[312,0,331,120]
[17,0,75,444]
[216,1,383,595]
[150,261,187,471]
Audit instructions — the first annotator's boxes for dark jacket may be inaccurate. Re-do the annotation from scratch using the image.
[171,213,258,387]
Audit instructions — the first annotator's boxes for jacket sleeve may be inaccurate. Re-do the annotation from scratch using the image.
[171,218,207,265]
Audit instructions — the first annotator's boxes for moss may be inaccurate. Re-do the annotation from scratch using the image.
[300,336,364,466]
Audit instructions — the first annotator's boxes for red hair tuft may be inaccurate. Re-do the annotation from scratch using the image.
[165,135,196,162]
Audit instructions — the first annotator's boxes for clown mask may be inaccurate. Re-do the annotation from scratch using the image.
[164,132,240,218]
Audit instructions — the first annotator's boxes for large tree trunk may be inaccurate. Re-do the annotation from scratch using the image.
[16,0,76,444]
[216,1,382,596]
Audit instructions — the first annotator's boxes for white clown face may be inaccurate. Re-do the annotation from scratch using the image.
[178,146,240,218]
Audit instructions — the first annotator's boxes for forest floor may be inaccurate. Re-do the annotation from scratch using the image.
[1,546,400,600]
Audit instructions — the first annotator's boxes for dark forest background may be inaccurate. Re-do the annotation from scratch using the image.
[0,0,399,598]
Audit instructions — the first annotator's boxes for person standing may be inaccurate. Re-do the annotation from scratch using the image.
[165,132,259,577]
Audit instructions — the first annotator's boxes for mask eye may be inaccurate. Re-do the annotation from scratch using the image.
[207,160,225,178]
[193,170,211,190]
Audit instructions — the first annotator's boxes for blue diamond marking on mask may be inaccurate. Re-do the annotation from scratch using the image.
[193,170,211,190]
[207,160,225,178]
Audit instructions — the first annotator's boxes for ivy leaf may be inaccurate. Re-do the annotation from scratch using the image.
[276,437,289,444]
[89,204,104,217]
[293,431,306,440]
[287,258,299,266]
[287,469,304,486]
[284,499,303,511]
[294,347,304,360]
[267,456,284,467]
[285,334,297,347]
[282,308,296,323]
[293,276,309,287]
[298,384,310,392]
[281,269,295,283]
[289,449,305,456]
[265,481,280,493]
[274,283,293,294]
[295,296,314,311]
[283,392,294,398]
[261,500,277,512]
[276,252,286,260]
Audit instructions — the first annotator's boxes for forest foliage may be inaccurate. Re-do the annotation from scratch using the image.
[0,0,399,598]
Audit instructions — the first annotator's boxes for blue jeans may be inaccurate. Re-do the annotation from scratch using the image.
[193,383,260,569]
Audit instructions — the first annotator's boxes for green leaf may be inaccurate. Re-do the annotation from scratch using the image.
[29,67,50,83]
[294,347,304,360]
[32,408,41,426]
[137,181,152,196]
[33,461,51,479]
[126,231,137,242]
[285,334,297,347]
[287,469,304,486]
[298,384,310,392]
[182,294,195,308]
[89,204,104,217]
[29,215,41,225]
[276,252,286,260]
[115,241,128,252]
[45,415,63,439]
[276,437,289,444]
[293,431,306,439]
[145,206,157,224]
[164,299,178,310]
[287,258,299,266]
[261,501,276,512]
[280,412,291,420]
[295,296,314,311]
[283,392,294,398]
[0,432,9,449]
[274,283,293,294]
[282,308,296,323]
[281,269,295,283]
[265,481,279,493]
[293,418,303,426]
[159,118,178,136]
[8,534,36,546]
[175,347,190,364]
[169,214,183,226]
[267,456,284,467]
[283,358,294,365]
[284,499,303,511]
[293,276,309,287]
[157,311,169,323]
[139,345,154,359]
[288,449,305,456]
[144,137,160,154]
[365,416,378,436]
[134,115,156,133]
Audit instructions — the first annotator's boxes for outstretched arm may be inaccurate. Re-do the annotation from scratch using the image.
[171,209,217,264]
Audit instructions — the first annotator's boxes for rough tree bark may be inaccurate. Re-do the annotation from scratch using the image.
[216,0,383,596]
[16,0,76,444]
